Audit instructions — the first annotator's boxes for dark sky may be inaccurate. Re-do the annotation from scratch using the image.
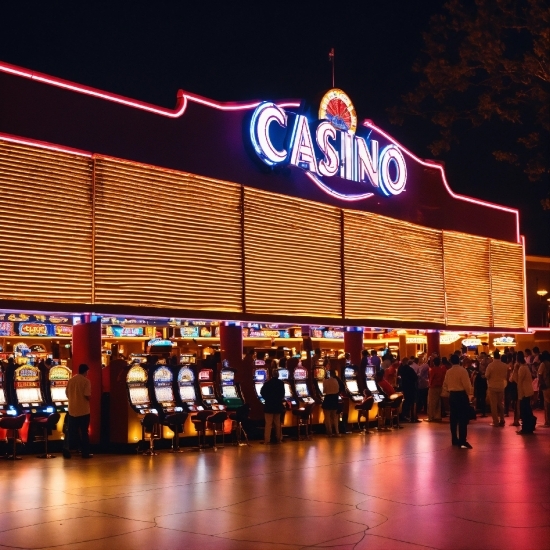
[1,1,548,254]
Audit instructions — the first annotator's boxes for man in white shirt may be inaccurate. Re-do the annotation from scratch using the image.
[517,361,535,435]
[65,364,92,458]
[442,354,473,449]
[485,350,508,427]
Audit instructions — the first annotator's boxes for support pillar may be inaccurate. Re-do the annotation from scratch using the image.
[344,328,364,390]
[72,320,102,445]
[398,333,407,360]
[427,331,440,357]
[219,323,243,382]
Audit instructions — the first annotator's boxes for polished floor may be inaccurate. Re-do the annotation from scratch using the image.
[1,412,549,550]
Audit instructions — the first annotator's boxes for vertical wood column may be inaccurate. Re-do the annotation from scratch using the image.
[427,331,440,357]
[219,324,243,381]
[72,320,102,445]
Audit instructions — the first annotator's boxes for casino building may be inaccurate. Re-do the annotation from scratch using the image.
[0,61,531,445]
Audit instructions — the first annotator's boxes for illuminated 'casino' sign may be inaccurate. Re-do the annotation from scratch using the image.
[250,88,407,200]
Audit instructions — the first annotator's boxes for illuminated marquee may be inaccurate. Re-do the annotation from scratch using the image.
[250,89,407,200]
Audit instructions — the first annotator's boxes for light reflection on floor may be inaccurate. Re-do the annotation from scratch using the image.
[0,412,548,550]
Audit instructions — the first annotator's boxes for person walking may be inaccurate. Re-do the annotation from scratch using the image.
[64,363,93,459]
[427,356,445,421]
[517,357,536,435]
[485,350,508,427]
[260,368,285,444]
[322,370,341,436]
[442,354,473,449]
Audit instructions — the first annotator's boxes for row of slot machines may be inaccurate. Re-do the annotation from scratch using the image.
[125,358,245,417]
[0,362,72,417]
[252,359,364,408]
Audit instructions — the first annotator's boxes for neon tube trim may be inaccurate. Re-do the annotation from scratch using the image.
[362,120,521,243]
[0,61,300,118]
[306,172,374,202]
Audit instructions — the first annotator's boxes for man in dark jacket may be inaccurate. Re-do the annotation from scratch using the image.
[398,359,420,423]
[260,368,285,444]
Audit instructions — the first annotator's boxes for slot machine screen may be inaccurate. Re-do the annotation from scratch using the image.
[155,386,174,403]
[0,388,5,405]
[367,380,378,393]
[17,387,43,403]
[221,370,234,383]
[129,386,150,404]
[178,367,194,383]
[222,386,238,398]
[365,366,375,377]
[295,383,309,397]
[279,369,289,380]
[255,382,264,396]
[51,387,67,402]
[180,385,196,401]
[14,366,43,404]
[346,380,359,394]
[344,367,355,378]
[255,369,267,382]
[284,383,293,398]
[201,384,214,396]
[198,370,211,381]
[317,380,325,395]
[294,367,307,380]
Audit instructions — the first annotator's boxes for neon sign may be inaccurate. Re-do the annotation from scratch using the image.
[249,89,407,200]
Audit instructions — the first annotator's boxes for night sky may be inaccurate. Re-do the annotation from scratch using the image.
[1,1,548,255]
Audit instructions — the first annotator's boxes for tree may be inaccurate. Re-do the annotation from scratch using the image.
[389,0,549,207]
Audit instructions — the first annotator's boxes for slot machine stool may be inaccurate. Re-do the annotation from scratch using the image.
[355,397,374,434]
[229,404,251,447]
[162,412,189,453]
[388,393,404,429]
[206,411,228,451]
[191,410,214,450]
[292,403,314,440]
[0,414,27,460]
[140,413,161,456]
[32,412,61,459]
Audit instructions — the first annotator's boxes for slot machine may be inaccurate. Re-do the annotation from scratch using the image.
[126,364,157,415]
[313,362,326,401]
[47,365,72,412]
[12,364,48,415]
[278,368,297,407]
[0,367,9,416]
[292,364,315,405]
[253,360,268,404]
[364,363,376,380]
[197,368,224,410]
[343,365,362,402]
[151,364,181,416]
[218,360,244,409]
[177,365,202,411]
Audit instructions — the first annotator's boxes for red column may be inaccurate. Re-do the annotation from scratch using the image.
[219,324,243,381]
[72,321,102,445]
[427,331,440,357]
[344,330,363,368]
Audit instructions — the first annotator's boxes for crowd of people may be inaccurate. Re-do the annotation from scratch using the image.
[360,346,550,449]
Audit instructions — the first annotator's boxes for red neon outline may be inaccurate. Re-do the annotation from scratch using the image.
[521,235,528,331]
[0,61,299,117]
[0,131,92,157]
[363,120,521,243]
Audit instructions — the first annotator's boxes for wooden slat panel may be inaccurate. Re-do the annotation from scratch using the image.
[243,188,342,318]
[0,141,93,302]
[443,232,492,327]
[344,210,446,323]
[93,158,243,311]
[490,240,526,329]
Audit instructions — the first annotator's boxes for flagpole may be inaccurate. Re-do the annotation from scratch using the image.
[329,48,335,88]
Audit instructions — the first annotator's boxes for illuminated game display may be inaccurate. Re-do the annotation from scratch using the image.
[12,364,48,414]
[197,368,223,410]
[152,365,180,414]
[278,368,297,407]
[48,365,71,411]
[292,365,314,405]
[0,369,8,415]
[314,365,326,398]
[177,366,201,411]
[367,379,385,404]
[126,364,155,414]
[219,362,244,409]
[344,365,362,402]
[254,361,268,404]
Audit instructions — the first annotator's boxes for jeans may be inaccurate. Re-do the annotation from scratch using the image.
[69,414,90,456]
[323,409,339,435]
[449,391,469,445]
[264,412,282,443]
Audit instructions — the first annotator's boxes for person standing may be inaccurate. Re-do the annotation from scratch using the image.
[537,350,550,427]
[485,350,508,427]
[517,357,536,435]
[322,370,341,437]
[442,354,473,449]
[370,350,381,372]
[427,356,445,421]
[260,368,285,444]
[64,363,93,459]
[398,359,419,422]
[416,357,429,416]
